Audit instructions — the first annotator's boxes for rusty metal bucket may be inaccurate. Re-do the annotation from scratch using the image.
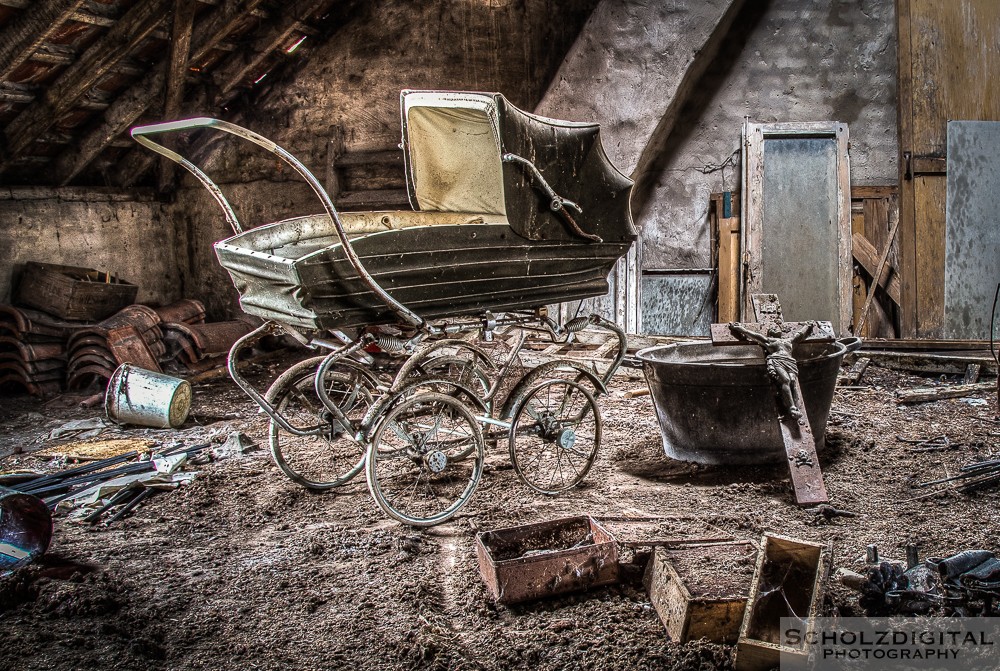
[104,364,192,429]
[636,339,856,465]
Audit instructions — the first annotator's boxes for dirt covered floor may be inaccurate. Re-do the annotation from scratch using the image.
[1,350,999,670]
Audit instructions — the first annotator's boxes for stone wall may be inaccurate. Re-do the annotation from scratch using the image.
[0,189,182,308]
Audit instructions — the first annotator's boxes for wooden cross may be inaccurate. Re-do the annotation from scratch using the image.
[711,294,833,506]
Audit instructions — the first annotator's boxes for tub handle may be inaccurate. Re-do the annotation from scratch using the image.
[838,336,863,353]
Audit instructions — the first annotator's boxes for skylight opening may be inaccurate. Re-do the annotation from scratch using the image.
[286,35,308,54]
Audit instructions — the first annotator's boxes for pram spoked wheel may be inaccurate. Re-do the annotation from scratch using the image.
[365,391,484,526]
[264,356,375,490]
[507,378,601,494]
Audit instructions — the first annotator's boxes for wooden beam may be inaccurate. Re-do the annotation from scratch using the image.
[0,0,87,81]
[118,1,336,187]
[50,0,266,185]
[1,0,171,169]
[210,0,330,101]
[158,0,198,193]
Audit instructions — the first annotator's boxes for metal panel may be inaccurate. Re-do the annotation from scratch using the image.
[945,121,1000,339]
[640,273,712,336]
[742,122,852,334]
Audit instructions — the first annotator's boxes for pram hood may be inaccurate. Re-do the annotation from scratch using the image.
[400,90,636,245]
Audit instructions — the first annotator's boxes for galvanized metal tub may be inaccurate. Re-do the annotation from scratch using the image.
[636,340,852,465]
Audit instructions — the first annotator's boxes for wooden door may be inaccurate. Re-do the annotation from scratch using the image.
[897,0,1000,337]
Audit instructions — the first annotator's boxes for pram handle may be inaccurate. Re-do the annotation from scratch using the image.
[130,117,427,329]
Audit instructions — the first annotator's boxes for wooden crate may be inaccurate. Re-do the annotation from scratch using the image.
[16,262,138,321]
[735,534,831,671]
[644,542,755,644]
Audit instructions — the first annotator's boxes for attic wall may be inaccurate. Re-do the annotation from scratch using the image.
[0,190,181,306]
[169,0,598,320]
[638,0,897,333]
[168,0,897,328]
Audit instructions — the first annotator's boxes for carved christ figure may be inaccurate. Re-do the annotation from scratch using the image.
[728,321,815,418]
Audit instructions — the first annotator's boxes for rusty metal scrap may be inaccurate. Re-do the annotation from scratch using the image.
[152,299,206,326]
[476,516,620,605]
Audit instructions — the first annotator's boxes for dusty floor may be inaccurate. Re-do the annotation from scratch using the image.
[1,350,998,670]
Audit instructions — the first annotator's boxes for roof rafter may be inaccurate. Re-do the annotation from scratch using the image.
[0,0,172,172]
[50,0,269,185]
[210,0,331,100]
[115,0,338,187]
[0,0,88,81]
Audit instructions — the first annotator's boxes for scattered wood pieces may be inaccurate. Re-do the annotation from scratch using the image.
[895,381,995,404]
[896,434,957,452]
[839,357,871,386]
[964,362,982,384]
[624,387,651,398]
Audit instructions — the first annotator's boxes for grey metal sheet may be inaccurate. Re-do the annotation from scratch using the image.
[945,121,1000,339]
[760,137,841,326]
[640,273,712,336]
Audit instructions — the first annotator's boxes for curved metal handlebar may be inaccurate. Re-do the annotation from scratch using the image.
[130,117,426,329]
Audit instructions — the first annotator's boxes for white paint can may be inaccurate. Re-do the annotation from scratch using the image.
[104,363,192,429]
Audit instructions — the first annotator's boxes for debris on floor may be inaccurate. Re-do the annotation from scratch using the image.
[3,443,212,526]
[916,456,1000,494]
[840,545,1000,616]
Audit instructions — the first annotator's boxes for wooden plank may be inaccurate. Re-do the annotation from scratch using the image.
[896,381,995,404]
[717,216,740,323]
[0,0,87,81]
[850,185,897,199]
[898,0,1000,338]
[863,351,997,377]
[856,211,901,334]
[913,176,946,336]
[863,195,897,337]
[896,0,917,337]
[0,0,172,167]
[710,321,835,346]
[860,338,993,351]
[851,206,871,337]
[50,0,267,185]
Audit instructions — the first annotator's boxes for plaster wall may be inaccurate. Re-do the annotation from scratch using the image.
[641,0,897,271]
[0,191,182,307]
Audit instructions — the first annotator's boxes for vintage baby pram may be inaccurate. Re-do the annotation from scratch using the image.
[131,90,637,526]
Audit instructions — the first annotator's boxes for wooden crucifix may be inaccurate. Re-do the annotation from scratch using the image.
[710,294,835,506]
